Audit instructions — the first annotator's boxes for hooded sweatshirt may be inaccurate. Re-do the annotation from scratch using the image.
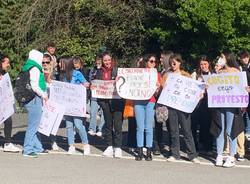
[22,50,47,98]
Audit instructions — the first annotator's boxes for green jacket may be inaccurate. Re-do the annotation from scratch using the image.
[22,59,46,91]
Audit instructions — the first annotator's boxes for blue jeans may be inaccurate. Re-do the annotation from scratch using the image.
[89,99,105,132]
[243,112,250,134]
[134,101,155,148]
[65,116,88,145]
[23,96,44,154]
[216,109,237,156]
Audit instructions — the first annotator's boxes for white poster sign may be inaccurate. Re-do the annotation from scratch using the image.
[38,100,65,136]
[49,80,86,117]
[91,80,120,99]
[116,68,158,100]
[0,73,15,124]
[203,72,249,107]
[157,73,205,113]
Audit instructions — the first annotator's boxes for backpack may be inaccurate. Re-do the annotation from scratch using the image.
[14,67,36,104]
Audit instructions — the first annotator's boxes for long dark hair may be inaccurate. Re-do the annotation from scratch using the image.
[58,56,74,82]
[169,53,183,71]
[196,55,212,76]
[0,54,8,73]
[142,54,158,68]
[224,52,239,69]
[161,50,173,72]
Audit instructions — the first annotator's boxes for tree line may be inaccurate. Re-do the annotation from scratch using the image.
[0,0,249,77]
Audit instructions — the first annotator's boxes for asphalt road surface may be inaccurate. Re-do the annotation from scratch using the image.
[0,113,249,184]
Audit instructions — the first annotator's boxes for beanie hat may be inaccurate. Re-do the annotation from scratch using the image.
[28,49,43,66]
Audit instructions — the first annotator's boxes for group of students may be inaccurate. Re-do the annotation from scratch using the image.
[1,43,250,168]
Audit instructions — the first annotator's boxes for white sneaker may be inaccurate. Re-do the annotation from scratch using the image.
[96,131,102,137]
[83,144,90,155]
[52,142,59,151]
[3,143,21,153]
[102,146,114,157]
[215,155,223,167]
[223,156,235,168]
[191,158,200,164]
[114,148,122,158]
[167,156,179,162]
[88,130,96,136]
[68,145,76,155]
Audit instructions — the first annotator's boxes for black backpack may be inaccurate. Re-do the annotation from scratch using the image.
[14,67,36,104]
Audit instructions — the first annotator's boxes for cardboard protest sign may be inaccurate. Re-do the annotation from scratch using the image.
[49,80,87,117]
[91,80,120,99]
[203,72,249,107]
[0,73,15,124]
[157,73,205,113]
[116,68,158,100]
[38,100,65,136]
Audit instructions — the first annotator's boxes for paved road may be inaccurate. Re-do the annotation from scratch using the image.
[0,113,249,184]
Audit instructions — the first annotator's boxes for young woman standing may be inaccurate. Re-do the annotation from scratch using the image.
[134,54,160,161]
[163,54,199,163]
[59,56,90,155]
[95,52,125,158]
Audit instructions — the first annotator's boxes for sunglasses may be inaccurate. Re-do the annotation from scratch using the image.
[42,61,50,64]
[148,60,156,64]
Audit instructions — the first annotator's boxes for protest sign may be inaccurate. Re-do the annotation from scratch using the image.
[91,80,120,99]
[0,73,15,124]
[203,72,249,107]
[49,80,86,117]
[157,73,205,113]
[38,100,65,136]
[116,68,158,100]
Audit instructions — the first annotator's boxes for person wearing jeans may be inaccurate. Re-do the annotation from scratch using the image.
[134,54,160,161]
[134,101,155,160]
[216,109,237,165]
[65,116,89,146]
[59,56,91,155]
[22,50,48,158]
[88,98,105,136]
[213,52,243,167]
[23,96,44,155]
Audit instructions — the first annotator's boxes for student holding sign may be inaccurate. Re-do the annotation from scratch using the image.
[59,56,90,155]
[191,56,213,154]
[0,55,21,153]
[134,54,160,161]
[95,52,125,158]
[22,50,48,158]
[211,52,245,167]
[162,54,200,163]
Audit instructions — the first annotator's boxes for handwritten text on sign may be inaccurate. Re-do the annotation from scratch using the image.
[91,80,120,99]
[0,73,15,124]
[49,80,86,117]
[116,68,158,100]
[38,100,65,136]
[157,73,205,113]
[203,72,249,107]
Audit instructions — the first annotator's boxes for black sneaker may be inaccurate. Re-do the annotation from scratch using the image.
[23,152,38,158]
[237,155,245,162]
[153,149,161,156]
